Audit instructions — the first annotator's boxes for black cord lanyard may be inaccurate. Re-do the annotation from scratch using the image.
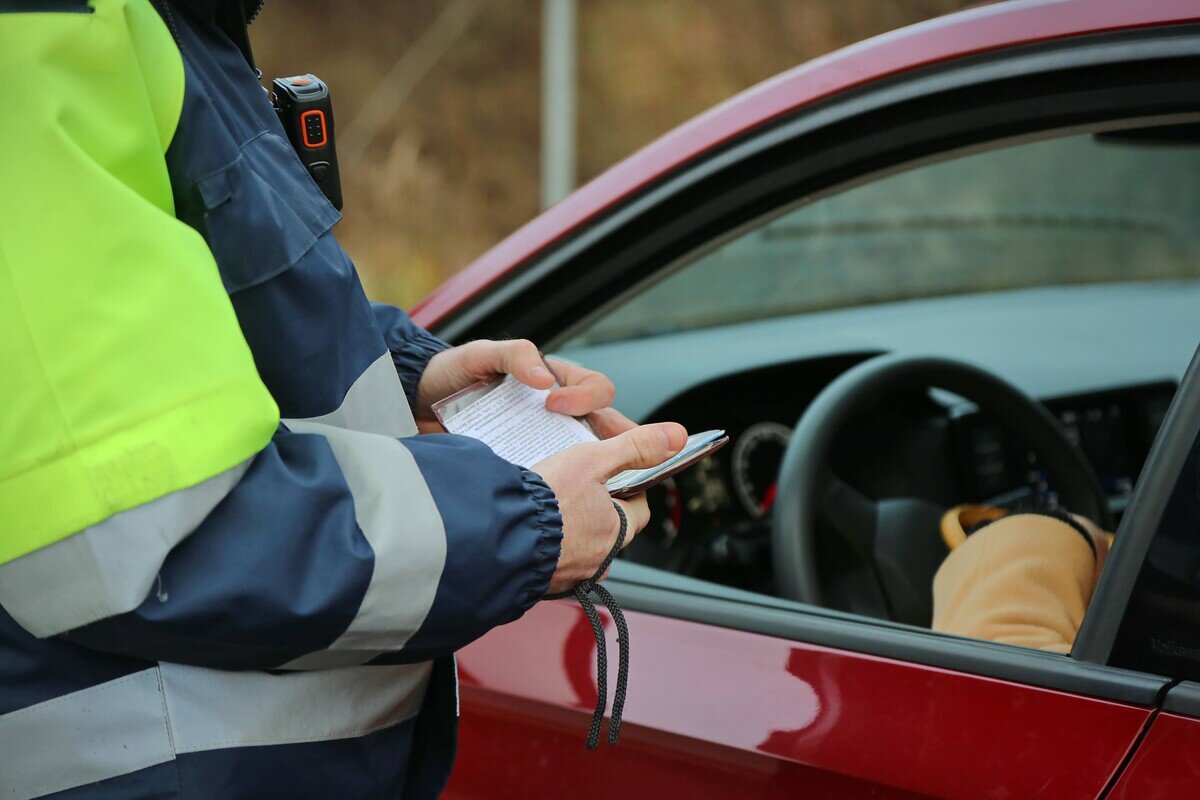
[545,502,631,749]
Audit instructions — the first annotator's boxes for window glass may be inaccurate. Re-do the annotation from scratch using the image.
[570,128,1200,346]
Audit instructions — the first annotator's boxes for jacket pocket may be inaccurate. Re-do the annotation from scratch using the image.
[197,131,341,293]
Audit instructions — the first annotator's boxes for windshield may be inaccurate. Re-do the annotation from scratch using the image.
[569,127,1200,346]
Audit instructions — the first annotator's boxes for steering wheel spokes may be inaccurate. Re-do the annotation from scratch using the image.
[820,473,950,625]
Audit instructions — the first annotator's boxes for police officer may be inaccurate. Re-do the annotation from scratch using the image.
[0,1,686,798]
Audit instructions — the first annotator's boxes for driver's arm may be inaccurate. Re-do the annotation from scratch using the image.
[931,513,1111,653]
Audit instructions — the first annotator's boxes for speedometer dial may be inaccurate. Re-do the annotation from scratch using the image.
[731,422,793,517]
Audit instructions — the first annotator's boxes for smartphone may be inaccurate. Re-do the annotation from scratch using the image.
[606,430,728,499]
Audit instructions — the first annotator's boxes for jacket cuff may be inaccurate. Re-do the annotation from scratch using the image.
[388,327,452,408]
[517,467,564,607]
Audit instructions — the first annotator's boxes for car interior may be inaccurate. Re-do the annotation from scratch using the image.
[553,123,1200,643]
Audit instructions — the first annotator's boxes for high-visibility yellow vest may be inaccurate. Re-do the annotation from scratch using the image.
[0,0,279,565]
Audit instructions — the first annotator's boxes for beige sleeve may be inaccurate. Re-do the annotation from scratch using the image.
[931,514,1109,654]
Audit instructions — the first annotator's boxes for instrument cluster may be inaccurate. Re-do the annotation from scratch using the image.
[633,416,802,592]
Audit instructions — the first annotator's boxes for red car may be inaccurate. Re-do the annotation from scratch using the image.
[413,1,1200,796]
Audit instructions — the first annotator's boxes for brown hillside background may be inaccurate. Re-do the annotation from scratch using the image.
[252,1,975,308]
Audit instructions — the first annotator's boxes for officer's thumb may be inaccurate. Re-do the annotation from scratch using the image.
[590,422,687,479]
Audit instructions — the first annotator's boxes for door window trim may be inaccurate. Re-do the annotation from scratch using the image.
[1163,680,1200,716]
[1075,348,1200,665]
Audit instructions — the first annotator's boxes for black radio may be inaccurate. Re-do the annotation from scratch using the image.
[271,73,343,210]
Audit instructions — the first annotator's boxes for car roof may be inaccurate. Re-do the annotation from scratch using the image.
[411,0,1199,327]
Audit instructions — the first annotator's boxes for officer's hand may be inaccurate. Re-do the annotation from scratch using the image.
[534,422,688,595]
[414,339,636,436]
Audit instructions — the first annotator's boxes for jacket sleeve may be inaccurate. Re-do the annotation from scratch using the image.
[0,0,561,670]
[64,430,563,670]
[931,514,1109,653]
[372,302,452,409]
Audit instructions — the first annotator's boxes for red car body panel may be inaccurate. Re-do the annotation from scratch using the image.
[446,602,1150,799]
[1107,713,1200,798]
[410,0,1200,330]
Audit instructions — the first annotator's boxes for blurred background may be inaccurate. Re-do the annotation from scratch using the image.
[252,1,975,308]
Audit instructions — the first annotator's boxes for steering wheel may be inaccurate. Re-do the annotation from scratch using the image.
[771,354,1112,625]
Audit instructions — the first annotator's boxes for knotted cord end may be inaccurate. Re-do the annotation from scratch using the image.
[546,501,631,748]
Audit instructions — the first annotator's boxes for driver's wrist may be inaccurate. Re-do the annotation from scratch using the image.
[1010,510,1097,557]
[972,510,1098,562]
[947,501,1098,558]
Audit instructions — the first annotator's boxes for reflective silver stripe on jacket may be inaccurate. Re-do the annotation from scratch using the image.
[0,662,431,800]
[279,421,445,669]
[297,351,418,438]
[0,462,250,638]
[279,351,445,669]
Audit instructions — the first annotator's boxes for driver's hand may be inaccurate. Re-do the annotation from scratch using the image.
[941,505,1113,571]
[413,339,637,437]
[932,511,1113,653]
[534,422,688,595]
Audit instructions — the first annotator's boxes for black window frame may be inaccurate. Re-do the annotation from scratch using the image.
[1075,348,1200,669]
[433,23,1200,704]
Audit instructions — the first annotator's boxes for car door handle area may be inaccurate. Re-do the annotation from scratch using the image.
[445,600,1155,799]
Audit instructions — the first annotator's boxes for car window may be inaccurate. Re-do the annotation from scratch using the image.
[568,127,1200,346]
[573,121,1200,665]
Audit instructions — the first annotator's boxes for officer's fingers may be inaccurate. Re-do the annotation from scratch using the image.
[462,339,554,389]
[614,494,650,543]
[502,340,556,389]
[586,407,638,440]
[589,423,687,478]
[545,361,616,415]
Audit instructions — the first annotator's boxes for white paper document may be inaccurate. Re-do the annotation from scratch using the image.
[434,375,725,495]
[438,375,598,467]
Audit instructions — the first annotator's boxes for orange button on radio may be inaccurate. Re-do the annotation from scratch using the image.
[300,109,328,148]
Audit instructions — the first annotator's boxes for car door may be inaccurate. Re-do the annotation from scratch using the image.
[447,585,1158,799]
[440,22,1199,800]
[1108,689,1200,798]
